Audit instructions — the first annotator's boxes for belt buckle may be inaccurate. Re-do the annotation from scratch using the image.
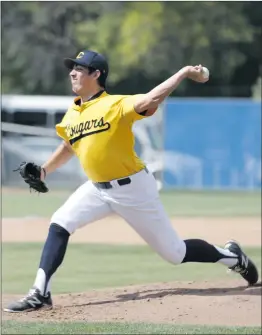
[117,177,131,186]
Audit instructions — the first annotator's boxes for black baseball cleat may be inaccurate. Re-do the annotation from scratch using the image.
[225,240,259,286]
[4,287,52,313]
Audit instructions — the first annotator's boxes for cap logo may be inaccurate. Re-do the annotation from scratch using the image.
[76,52,84,59]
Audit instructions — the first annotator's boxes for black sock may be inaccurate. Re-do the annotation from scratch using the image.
[35,223,70,294]
[182,239,238,263]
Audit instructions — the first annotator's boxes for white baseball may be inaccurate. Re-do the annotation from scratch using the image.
[201,67,210,79]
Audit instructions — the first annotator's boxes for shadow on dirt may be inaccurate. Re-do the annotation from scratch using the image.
[64,282,262,308]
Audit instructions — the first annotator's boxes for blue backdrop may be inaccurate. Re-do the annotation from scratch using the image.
[163,99,261,190]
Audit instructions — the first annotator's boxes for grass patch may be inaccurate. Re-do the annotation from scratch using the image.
[2,189,261,217]
[2,243,261,294]
[2,321,262,334]
[160,190,261,217]
[2,189,71,218]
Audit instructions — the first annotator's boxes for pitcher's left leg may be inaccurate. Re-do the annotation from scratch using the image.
[4,181,112,313]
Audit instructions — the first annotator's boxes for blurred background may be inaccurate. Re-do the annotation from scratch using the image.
[1,1,261,191]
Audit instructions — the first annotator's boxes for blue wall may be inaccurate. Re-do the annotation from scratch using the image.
[163,99,261,190]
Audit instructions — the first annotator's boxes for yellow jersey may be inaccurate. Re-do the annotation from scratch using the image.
[56,91,151,182]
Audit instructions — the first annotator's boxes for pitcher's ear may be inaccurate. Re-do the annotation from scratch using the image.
[93,70,101,80]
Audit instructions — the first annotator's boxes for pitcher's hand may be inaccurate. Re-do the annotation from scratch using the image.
[183,65,209,83]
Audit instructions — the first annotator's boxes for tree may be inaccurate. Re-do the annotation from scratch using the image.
[1,1,260,96]
[1,2,104,94]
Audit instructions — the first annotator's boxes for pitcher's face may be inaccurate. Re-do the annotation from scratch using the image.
[69,65,96,95]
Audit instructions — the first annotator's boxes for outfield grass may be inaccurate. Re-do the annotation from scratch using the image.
[160,190,261,217]
[2,243,261,294]
[2,320,262,334]
[2,189,261,217]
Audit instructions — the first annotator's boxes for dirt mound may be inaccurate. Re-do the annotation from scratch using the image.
[3,280,261,326]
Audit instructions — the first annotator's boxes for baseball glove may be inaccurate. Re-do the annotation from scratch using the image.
[14,162,49,193]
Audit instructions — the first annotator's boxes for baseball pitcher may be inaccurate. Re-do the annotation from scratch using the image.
[5,50,258,312]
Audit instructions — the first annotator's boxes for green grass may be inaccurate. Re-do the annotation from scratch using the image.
[160,190,261,217]
[2,243,261,294]
[2,189,71,218]
[2,188,261,217]
[2,321,262,334]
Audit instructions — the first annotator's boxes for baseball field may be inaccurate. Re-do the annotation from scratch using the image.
[2,187,261,334]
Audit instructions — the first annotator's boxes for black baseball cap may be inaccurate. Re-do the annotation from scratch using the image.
[64,50,109,79]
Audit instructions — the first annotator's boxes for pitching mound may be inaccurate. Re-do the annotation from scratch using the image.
[3,280,261,326]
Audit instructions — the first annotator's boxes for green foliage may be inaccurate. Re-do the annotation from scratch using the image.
[1,2,261,96]
[252,77,262,100]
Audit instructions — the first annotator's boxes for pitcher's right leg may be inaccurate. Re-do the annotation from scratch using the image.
[4,181,112,313]
[115,200,258,286]
[109,171,258,286]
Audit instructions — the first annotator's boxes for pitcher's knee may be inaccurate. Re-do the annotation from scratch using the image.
[158,240,186,265]
[50,212,75,235]
[49,222,71,235]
